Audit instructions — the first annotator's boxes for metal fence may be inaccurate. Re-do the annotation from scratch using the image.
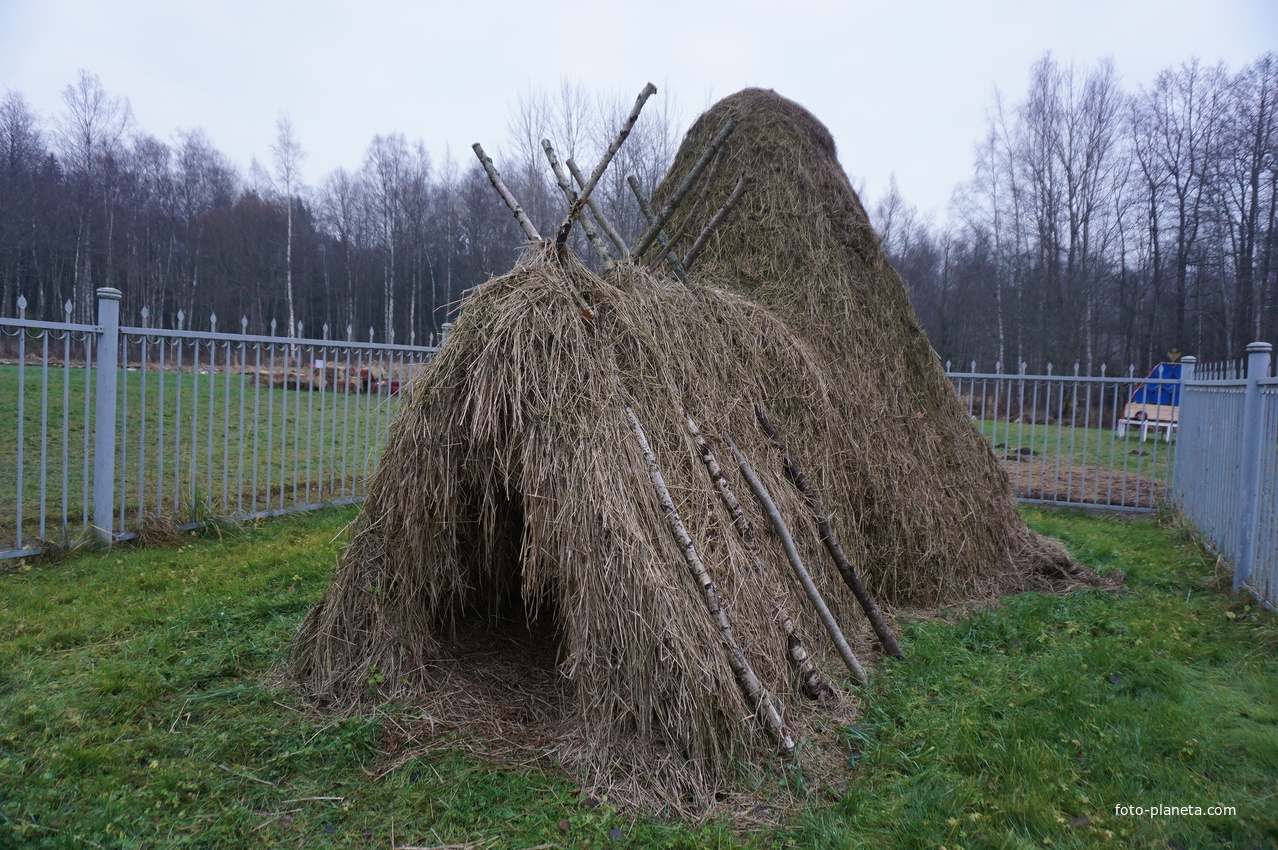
[944,362,1177,512]
[1172,344,1277,610]
[4,288,1274,609]
[1,287,437,559]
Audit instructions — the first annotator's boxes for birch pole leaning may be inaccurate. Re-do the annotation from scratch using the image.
[556,82,657,245]
[685,415,833,701]
[725,432,869,687]
[754,405,903,658]
[542,140,614,270]
[471,143,541,241]
[567,157,630,259]
[632,117,738,258]
[658,153,723,267]
[683,173,750,270]
[622,403,794,755]
[627,175,691,288]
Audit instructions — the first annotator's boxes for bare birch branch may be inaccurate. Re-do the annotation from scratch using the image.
[567,157,629,258]
[556,82,657,244]
[623,403,794,755]
[471,142,541,241]
[683,173,750,270]
[725,432,869,687]
[685,416,833,700]
[754,404,902,658]
[542,139,613,270]
[632,117,737,258]
[627,174,690,288]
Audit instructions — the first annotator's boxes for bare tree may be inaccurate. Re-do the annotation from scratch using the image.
[55,70,133,320]
[270,114,305,340]
[362,133,408,340]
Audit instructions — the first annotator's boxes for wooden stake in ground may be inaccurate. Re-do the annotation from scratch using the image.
[622,403,795,754]
[754,404,903,658]
[471,143,541,241]
[684,415,834,700]
[725,432,869,687]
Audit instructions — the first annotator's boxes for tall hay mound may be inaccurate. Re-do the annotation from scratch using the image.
[647,88,1079,603]
[293,89,1094,809]
[295,248,873,804]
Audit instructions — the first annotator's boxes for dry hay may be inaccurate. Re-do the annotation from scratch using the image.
[293,89,1104,813]
[645,88,1085,605]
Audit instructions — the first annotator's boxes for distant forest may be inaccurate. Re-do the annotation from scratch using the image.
[1,52,1275,370]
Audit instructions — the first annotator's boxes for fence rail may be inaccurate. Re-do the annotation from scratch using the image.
[1,288,437,559]
[4,289,1274,610]
[944,362,1176,512]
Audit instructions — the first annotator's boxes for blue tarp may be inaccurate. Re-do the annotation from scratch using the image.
[1128,362,1182,407]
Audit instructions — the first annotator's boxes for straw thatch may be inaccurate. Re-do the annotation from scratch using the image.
[293,88,1097,809]
[643,88,1083,604]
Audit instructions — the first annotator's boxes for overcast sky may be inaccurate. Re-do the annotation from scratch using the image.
[2,0,1275,219]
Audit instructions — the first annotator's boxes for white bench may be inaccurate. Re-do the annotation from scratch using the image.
[1116,417,1176,442]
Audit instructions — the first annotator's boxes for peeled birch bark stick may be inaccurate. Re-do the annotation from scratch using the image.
[567,157,630,258]
[685,415,834,700]
[725,432,870,687]
[754,405,903,658]
[656,153,723,270]
[542,140,614,270]
[683,173,750,270]
[627,175,691,288]
[471,143,541,241]
[556,82,657,244]
[622,403,794,755]
[632,116,737,257]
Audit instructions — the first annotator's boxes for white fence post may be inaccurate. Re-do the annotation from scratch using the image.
[1235,341,1273,591]
[92,287,122,543]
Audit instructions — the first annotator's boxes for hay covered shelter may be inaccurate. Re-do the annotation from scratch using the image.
[293,86,1091,807]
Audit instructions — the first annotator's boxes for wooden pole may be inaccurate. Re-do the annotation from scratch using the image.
[632,117,737,258]
[683,173,749,270]
[542,139,614,270]
[557,83,657,244]
[567,157,630,258]
[627,175,691,288]
[654,153,723,271]
[725,432,869,687]
[471,143,541,241]
[685,416,833,700]
[622,403,794,754]
[754,405,903,657]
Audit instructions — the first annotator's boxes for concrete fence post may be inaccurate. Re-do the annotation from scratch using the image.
[1235,341,1273,591]
[92,287,122,543]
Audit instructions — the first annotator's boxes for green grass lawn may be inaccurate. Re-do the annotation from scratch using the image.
[1,507,1275,848]
[0,363,401,551]
[972,418,1177,486]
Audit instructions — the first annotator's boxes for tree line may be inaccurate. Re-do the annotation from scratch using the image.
[0,75,675,344]
[3,56,1275,372]
[877,52,1278,372]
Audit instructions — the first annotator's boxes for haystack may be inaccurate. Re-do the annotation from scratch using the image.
[642,88,1081,604]
[293,86,1093,808]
